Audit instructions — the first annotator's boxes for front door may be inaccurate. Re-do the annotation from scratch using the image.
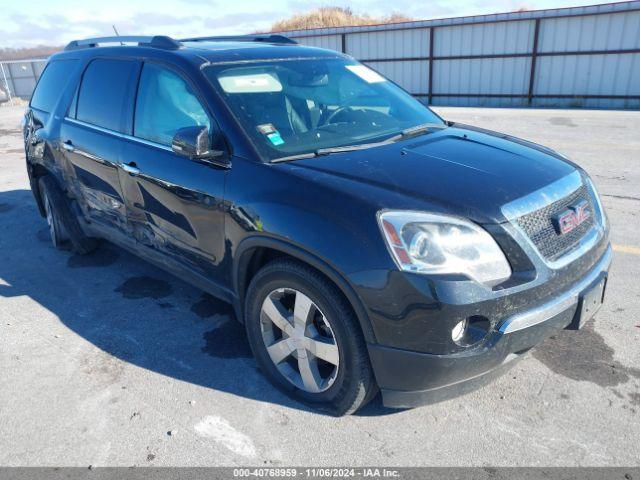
[118,62,228,286]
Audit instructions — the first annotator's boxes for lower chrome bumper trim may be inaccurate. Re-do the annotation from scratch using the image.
[498,245,611,334]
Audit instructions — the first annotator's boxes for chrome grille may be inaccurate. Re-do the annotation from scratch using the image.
[516,185,595,261]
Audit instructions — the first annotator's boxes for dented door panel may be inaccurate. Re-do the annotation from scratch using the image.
[118,139,227,284]
[59,119,127,231]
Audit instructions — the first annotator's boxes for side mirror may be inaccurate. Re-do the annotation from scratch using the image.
[171,126,225,160]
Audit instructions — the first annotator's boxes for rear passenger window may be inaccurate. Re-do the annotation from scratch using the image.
[134,63,210,146]
[77,59,138,132]
[30,59,78,113]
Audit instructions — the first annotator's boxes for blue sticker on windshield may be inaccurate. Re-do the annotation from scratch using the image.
[267,132,284,146]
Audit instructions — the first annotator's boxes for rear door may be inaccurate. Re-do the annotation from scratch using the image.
[60,57,140,232]
[118,61,228,285]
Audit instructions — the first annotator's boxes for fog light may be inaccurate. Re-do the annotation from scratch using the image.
[453,315,491,347]
[451,319,467,343]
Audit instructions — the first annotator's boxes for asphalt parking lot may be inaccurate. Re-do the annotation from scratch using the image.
[0,103,639,467]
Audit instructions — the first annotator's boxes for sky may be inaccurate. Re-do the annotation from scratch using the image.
[1,0,602,48]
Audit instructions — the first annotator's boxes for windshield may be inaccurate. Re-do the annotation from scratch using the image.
[203,57,445,161]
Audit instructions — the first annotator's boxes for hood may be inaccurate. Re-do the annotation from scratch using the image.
[290,124,576,224]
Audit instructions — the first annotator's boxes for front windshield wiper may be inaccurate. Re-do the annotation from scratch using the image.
[386,122,448,143]
[270,123,448,164]
[271,152,319,163]
[271,138,396,163]
[316,138,396,155]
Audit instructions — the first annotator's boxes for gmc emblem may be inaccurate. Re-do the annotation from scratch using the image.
[553,200,591,235]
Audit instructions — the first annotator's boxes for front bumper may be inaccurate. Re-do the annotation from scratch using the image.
[366,244,612,408]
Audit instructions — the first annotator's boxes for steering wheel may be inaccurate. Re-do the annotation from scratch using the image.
[323,106,355,126]
[322,107,396,130]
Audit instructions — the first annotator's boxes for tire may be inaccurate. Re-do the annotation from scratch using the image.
[245,258,377,415]
[38,176,98,255]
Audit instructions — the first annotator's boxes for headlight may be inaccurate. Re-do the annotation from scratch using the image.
[378,211,511,284]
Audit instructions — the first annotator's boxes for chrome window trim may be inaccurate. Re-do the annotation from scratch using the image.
[64,117,174,153]
[501,170,605,270]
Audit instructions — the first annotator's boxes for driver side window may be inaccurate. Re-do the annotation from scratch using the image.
[134,63,210,146]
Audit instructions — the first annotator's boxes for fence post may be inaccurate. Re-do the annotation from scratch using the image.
[0,62,13,104]
[428,26,435,105]
[341,33,346,54]
[528,18,541,105]
[30,61,37,96]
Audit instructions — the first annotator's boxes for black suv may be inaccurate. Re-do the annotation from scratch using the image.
[24,35,611,415]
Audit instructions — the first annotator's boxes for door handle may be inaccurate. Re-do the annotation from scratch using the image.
[121,162,140,176]
[62,140,74,152]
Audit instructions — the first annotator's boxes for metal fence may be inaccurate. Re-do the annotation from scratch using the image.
[2,1,639,109]
[276,1,640,109]
[0,58,47,102]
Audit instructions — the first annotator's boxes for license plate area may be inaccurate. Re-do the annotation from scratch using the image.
[567,276,607,330]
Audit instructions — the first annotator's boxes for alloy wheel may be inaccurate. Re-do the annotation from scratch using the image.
[260,288,340,393]
[43,193,58,246]
[43,190,67,248]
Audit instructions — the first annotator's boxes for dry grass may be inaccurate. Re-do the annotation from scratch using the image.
[1,8,415,59]
[0,46,62,61]
[270,7,413,32]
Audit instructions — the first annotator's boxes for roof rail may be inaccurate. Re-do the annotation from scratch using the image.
[179,34,297,45]
[64,35,181,51]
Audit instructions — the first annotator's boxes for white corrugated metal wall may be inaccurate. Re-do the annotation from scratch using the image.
[2,2,638,108]
[0,59,45,100]
[277,1,640,109]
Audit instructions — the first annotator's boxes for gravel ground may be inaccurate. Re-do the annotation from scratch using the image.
[0,104,638,467]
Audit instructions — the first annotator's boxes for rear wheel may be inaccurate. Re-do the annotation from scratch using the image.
[38,176,98,254]
[245,258,377,415]
[42,182,69,249]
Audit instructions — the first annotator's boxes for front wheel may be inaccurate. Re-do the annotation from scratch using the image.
[245,259,377,415]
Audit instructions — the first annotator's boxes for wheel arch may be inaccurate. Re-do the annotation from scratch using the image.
[233,236,376,344]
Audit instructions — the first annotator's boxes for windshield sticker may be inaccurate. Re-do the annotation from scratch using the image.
[267,132,285,146]
[218,73,283,93]
[257,123,277,135]
[346,65,386,83]
[258,124,284,145]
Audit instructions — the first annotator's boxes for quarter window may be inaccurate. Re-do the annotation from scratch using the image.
[134,63,210,146]
[76,58,139,132]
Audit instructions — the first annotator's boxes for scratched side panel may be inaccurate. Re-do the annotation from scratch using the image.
[59,120,127,232]
[118,139,228,286]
